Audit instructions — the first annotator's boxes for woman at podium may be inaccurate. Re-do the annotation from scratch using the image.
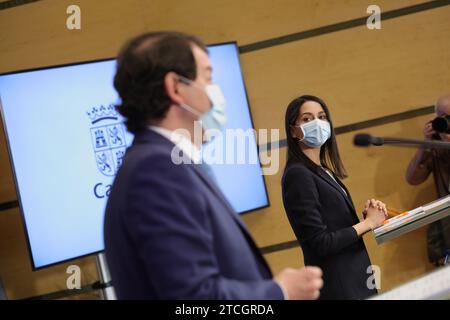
[281,95,388,300]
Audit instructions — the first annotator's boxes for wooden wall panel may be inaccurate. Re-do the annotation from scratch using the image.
[0,120,16,202]
[241,6,450,133]
[0,0,427,72]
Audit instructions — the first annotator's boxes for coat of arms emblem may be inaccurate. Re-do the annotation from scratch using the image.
[87,104,127,176]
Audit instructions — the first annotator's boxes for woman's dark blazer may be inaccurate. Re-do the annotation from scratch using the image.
[281,162,377,300]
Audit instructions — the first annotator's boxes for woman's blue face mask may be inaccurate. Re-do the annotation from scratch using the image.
[293,119,331,148]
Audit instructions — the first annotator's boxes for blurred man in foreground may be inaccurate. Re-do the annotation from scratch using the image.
[104,31,323,299]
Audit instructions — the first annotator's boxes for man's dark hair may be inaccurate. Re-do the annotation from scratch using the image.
[114,31,207,133]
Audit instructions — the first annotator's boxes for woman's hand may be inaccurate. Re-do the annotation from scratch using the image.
[364,206,387,230]
[362,199,388,219]
[354,199,388,236]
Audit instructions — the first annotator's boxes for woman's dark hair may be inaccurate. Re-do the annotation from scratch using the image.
[114,31,207,133]
[284,95,348,179]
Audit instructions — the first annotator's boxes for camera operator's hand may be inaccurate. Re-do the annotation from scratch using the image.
[423,121,436,140]
[439,132,450,142]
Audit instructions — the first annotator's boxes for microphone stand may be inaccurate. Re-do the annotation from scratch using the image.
[356,135,450,150]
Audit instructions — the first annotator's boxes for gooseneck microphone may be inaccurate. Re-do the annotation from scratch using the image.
[353,134,450,150]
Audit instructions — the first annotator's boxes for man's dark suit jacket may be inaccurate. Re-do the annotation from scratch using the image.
[282,162,377,300]
[104,129,283,299]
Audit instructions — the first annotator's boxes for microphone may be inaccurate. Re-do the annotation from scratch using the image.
[353,133,450,150]
[354,134,384,146]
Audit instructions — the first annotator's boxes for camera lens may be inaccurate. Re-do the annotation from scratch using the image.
[431,115,450,134]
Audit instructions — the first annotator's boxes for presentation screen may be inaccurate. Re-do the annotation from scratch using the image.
[0,42,269,269]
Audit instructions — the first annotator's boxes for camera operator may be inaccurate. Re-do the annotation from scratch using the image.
[406,94,450,266]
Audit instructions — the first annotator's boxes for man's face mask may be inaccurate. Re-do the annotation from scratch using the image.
[177,75,227,139]
[294,118,331,148]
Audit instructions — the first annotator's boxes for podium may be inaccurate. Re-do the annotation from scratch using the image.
[374,195,450,244]
[369,195,450,300]
[369,265,450,300]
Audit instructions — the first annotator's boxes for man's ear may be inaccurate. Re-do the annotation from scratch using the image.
[164,71,184,105]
